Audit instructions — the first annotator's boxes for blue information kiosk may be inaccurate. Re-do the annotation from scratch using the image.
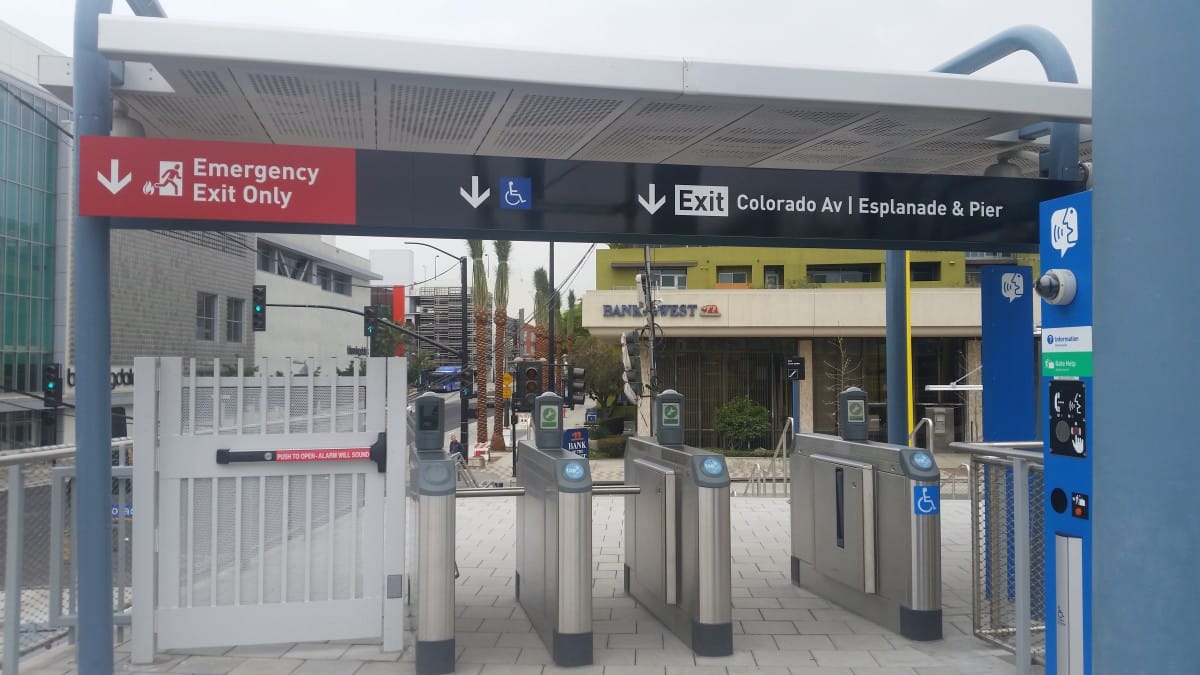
[1037,191,1093,675]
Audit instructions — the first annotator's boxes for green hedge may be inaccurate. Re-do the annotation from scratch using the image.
[590,436,628,459]
[589,404,637,438]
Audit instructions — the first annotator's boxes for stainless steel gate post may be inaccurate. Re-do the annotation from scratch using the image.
[407,393,456,675]
[515,393,593,667]
[411,456,457,674]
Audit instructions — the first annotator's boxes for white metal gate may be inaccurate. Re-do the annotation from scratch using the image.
[132,356,406,660]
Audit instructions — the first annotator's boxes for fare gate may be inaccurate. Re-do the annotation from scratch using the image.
[131,356,409,663]
[623,391,733,657]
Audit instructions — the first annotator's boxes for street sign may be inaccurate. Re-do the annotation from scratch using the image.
[81,136,1082,252]
[562,427,589,458]
[787,356,806,381]
[79,136,356,224]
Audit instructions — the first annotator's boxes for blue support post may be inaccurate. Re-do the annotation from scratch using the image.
[1093,4,1200,672]
[73,1,115,672]
[884,251,908,444]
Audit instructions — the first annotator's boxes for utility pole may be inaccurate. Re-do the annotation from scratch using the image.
[639,247,656,436]
[406,241,469,443]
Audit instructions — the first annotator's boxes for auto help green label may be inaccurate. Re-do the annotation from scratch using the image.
[1042,326,1093,377]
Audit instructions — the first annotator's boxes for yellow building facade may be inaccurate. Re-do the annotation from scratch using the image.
[582,246,1041,449]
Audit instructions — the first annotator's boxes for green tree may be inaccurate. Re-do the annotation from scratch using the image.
[369,304,403,359]
[570,335,623,418]
[532,267,553,391]
[491,240,512,449]
[560,289,589,355]
[468,240,491,444]
[713,396,771,451]
[406,346,432,384]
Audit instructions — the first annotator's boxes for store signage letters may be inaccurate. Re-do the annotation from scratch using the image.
[603,303,717,318]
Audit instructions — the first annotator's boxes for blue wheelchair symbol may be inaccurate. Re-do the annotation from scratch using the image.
[913,485,939,516]
[500,177,532,210]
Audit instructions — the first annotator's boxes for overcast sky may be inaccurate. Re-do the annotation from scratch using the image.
[4,0,1091,317]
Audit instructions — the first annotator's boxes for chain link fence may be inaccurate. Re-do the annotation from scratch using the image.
[0,441,133,670]
[969,453,1045,663]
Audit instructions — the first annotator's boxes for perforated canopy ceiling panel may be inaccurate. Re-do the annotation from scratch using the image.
[96,15,1091,178]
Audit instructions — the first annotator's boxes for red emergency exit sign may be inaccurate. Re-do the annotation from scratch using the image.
[79,136,356,224]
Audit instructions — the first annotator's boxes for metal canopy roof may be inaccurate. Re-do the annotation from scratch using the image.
[88,15,1091,177]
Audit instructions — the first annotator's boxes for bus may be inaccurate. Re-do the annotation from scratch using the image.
[425,365,462,393]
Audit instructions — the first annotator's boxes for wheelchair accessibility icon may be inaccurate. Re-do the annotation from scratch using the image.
[913,485,940,516]
[500,177,532,210]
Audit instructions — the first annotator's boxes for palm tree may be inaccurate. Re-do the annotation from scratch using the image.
[565,290,577,364]
[533,267,551,391]
[491,241,512,448]
[468,240,491,445]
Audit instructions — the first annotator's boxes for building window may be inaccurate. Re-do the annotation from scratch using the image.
[910,262,941,282]
[314,266,333,291]
[651,268,687,289]
[807,264,881,283]
[764,266,784,289]
[196,293,217,341]
[257,243,273,271]
[716,266,750,285]
[333,272,351,295]
[226,298,245,343]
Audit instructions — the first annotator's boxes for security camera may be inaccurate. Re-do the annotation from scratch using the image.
[1034,269,1077,305]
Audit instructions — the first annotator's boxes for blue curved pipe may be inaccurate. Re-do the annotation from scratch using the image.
[886,25,1082,446]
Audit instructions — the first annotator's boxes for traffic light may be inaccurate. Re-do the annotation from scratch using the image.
[620,330,641,401]
[515,359,543,412]
[252,285,267,331]
[566,365,586,408]
[43,363,62,408]
[363,305,378,337]
[460,368,474,399]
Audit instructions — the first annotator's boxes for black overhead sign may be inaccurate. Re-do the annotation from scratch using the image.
[102,139,1080,251]
[356,153,1078,251]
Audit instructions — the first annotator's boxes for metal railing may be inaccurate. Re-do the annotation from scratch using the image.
[908,417,934,452]
[766,417,793,496]
[952,441,1045,675]
[454,453,480,487]
[1,439,134,673]
[740,464,766,496]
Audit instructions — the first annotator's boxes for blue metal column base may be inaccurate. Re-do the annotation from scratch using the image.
[415,640,455,675]
[551,631,592,667]
[691,620,733,657]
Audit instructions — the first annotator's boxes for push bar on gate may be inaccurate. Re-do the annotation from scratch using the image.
[453,485,641,498]
[216,432,387,472]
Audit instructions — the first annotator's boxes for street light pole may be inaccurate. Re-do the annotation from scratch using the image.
[406,242,469,443]
[459,257,468,443]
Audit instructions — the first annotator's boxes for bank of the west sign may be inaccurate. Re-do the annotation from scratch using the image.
[602,303,715,318]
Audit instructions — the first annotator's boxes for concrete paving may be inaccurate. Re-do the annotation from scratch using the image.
[20,493,1033,674]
